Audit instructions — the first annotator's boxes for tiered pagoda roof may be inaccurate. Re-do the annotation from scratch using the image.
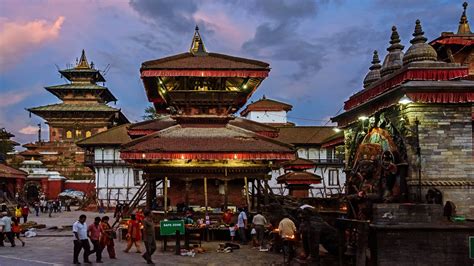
[27,50,128,124]
[120,27,295,165]
[140,26,270,115]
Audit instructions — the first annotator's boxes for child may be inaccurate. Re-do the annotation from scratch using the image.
[12,217,25,247]
[229,223,236,242]
[250,227,258,247]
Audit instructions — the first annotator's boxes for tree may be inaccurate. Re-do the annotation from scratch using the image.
[142,105,160,121]
[0,128,15,162]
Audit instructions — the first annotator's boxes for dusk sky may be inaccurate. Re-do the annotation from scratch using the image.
[0,0,468,146]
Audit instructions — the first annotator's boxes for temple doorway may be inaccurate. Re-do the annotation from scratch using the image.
[24,182,41,202]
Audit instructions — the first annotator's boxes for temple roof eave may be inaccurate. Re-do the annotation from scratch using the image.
[332,79,474,127]
[45,84,118,103]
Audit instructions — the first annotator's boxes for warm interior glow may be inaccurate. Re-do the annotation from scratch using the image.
[398,94,413,105]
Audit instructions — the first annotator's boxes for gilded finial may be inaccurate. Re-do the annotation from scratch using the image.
[458,2,471,34]
[75,49,90,69]
[190,25,207,55]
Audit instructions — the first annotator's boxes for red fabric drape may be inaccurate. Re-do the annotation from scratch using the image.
[121,152,295,161]
[407,92,474,103]
[344,68,469,110]
[432,38,474,46]
[141,69,269,78]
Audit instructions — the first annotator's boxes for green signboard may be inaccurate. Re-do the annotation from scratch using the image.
[160,220,185,236]
[470,236,474,259]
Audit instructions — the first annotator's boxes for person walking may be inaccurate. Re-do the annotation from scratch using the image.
[0,212,5,247]
[99,216,116,259]
[142,210,156,264]
[73,214,92,264]
[1,211,15,247]
[34,201,40,217]
[124,214,142,253]
[14,205,22,223]
[11,217,25,247]
[47,201,53,217]
[88,217,103,263]
[21,204,29,223]
[237,208,248,245]
[252,211,268,249]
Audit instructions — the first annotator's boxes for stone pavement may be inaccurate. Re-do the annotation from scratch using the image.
[0,210,282,266]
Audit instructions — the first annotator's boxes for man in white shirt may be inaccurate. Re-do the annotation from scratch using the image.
[1,212,15,247]
[73,214,91,264]
[237,208,248,244]
[252,211,268,248]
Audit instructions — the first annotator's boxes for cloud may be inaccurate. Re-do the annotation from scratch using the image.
[19,125,38,135]
[129,0,199,34]
[0,90,32,107]
[0,16,65,71]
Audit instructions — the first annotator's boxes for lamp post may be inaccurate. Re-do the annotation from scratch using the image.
[398,94,423,203]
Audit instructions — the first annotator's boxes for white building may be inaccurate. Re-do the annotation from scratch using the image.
[240,96,346,198]
[77,124,145,207]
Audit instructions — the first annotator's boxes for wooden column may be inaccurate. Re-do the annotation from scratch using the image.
[146,176,155,210]
[251,179,255,211]
[224,179,228,210]
[185,179,190,206]
[204,177,208,213]
[257,179,261,210]
[264,179,269,206]
[244,176,250,211]
[164,176,168,217]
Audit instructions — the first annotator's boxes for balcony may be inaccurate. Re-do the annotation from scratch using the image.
[311,158,344,165]
[84,155,128,166]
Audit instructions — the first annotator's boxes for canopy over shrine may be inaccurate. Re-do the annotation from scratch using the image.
[121,27,294,211]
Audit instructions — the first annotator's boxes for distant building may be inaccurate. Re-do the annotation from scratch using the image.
[240,96,294,126]
[77,124,144,207]
[241,98,345,197]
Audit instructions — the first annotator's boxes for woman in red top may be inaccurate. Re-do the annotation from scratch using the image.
[123,214,141,253]
[99,216,116,259]
[21,205,29,223]
[11,217,25,246]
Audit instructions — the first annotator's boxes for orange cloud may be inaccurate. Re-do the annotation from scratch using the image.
[0,16,65,71]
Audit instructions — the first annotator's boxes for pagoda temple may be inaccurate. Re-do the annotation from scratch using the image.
[21,51,128,200]
[332,3,474,217]
[120,27,295,211]
[28,50,128,141]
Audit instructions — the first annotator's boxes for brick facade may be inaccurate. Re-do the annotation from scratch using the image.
[401,104,473,216]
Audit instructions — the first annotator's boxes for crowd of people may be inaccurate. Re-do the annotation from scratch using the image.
[72,209,156,265]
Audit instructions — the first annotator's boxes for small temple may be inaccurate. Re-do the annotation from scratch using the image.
[332,3,474,217]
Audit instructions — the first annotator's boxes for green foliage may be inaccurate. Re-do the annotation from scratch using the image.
[0,128,15,160]
[142,105,160,120]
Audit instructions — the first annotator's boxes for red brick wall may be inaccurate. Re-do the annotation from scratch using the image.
[47,180,64,199]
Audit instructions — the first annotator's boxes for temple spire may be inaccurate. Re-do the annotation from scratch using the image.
[458,2,472,34]
[363,50,382,88]
[75,49,91,69]
[190,25,207,55]
[403,19,437,65]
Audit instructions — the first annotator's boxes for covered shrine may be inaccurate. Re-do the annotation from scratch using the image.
[121,27,295,212]
[276,158,321,198]
[332,4,474,217]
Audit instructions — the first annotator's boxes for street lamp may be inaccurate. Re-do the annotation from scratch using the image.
[398,94,422,202]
